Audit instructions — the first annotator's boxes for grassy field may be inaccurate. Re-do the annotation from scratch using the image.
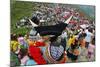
[11,0,38,35]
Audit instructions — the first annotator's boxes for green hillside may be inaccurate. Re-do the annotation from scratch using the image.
[11,1,37,35]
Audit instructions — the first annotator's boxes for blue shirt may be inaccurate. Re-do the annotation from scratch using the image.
[26,59,37,66]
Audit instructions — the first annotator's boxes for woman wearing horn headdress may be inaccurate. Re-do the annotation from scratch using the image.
[27,15,73,64]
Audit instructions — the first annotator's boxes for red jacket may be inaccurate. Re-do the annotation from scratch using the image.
[29,41,46,65]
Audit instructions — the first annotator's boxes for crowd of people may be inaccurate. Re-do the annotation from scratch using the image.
[11,3,95,66]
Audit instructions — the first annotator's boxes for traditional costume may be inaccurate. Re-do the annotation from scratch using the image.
[44,39,67,64]
[27,15,73,64]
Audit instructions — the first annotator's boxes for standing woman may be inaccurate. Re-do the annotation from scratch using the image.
[88,37,95,61]
[78,34,88,62]
[66,39,80,62]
